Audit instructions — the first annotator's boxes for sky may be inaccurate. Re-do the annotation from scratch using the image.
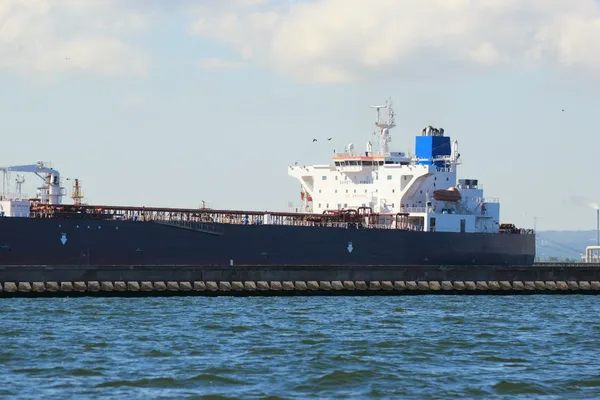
[1,0,600,231]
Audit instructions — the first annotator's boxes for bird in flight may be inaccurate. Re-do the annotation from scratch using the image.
[328,137,332,141]
[313,138,317,142]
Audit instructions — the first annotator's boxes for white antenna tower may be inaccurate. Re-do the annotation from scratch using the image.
[369,98,395,155]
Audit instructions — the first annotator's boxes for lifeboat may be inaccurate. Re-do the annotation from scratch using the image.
[433,187,461,202]
[300,192,313,202]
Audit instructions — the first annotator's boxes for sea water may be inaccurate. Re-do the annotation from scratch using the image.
[1,296,599,399]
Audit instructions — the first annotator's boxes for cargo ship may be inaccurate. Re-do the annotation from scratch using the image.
[0,99,535,266]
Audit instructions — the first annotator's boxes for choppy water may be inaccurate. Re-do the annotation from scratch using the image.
[1,296,599,399]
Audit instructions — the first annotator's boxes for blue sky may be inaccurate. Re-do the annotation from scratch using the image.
[1,0,600,230]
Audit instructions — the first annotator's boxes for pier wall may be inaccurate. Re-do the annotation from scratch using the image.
[1,263,600,297]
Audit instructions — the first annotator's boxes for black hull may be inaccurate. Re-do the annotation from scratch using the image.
[0,217,535,266]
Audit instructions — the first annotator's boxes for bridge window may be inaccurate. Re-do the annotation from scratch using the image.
[392,189,395,193]
[387,175,392,180]
[319,203,322,208]
[322,176,327,180]
[335,190,338,193]
[335,176,338,180]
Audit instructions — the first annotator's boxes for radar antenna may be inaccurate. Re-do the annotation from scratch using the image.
[369,98,396,130]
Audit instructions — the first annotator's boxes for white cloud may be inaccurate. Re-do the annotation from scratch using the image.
[188,0,600,83]
[0,0,150,78]
[6,0,600,83]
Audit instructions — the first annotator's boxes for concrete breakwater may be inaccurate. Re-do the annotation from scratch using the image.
[1,279,600,297]
[1,263,600,297]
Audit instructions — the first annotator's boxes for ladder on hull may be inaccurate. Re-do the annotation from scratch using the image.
[154,220,224,236]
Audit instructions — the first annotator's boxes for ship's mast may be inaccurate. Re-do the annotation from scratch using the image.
[71,179,84,205]
[370,98,395,155]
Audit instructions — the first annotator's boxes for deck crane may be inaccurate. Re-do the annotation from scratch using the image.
[0,161,65,204]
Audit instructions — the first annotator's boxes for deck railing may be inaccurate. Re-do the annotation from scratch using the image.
[24,203,534,234]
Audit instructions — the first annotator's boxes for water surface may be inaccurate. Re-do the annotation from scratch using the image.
[1,296,599,399]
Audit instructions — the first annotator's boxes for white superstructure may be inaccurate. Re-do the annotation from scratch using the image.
[288,99,501,233]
